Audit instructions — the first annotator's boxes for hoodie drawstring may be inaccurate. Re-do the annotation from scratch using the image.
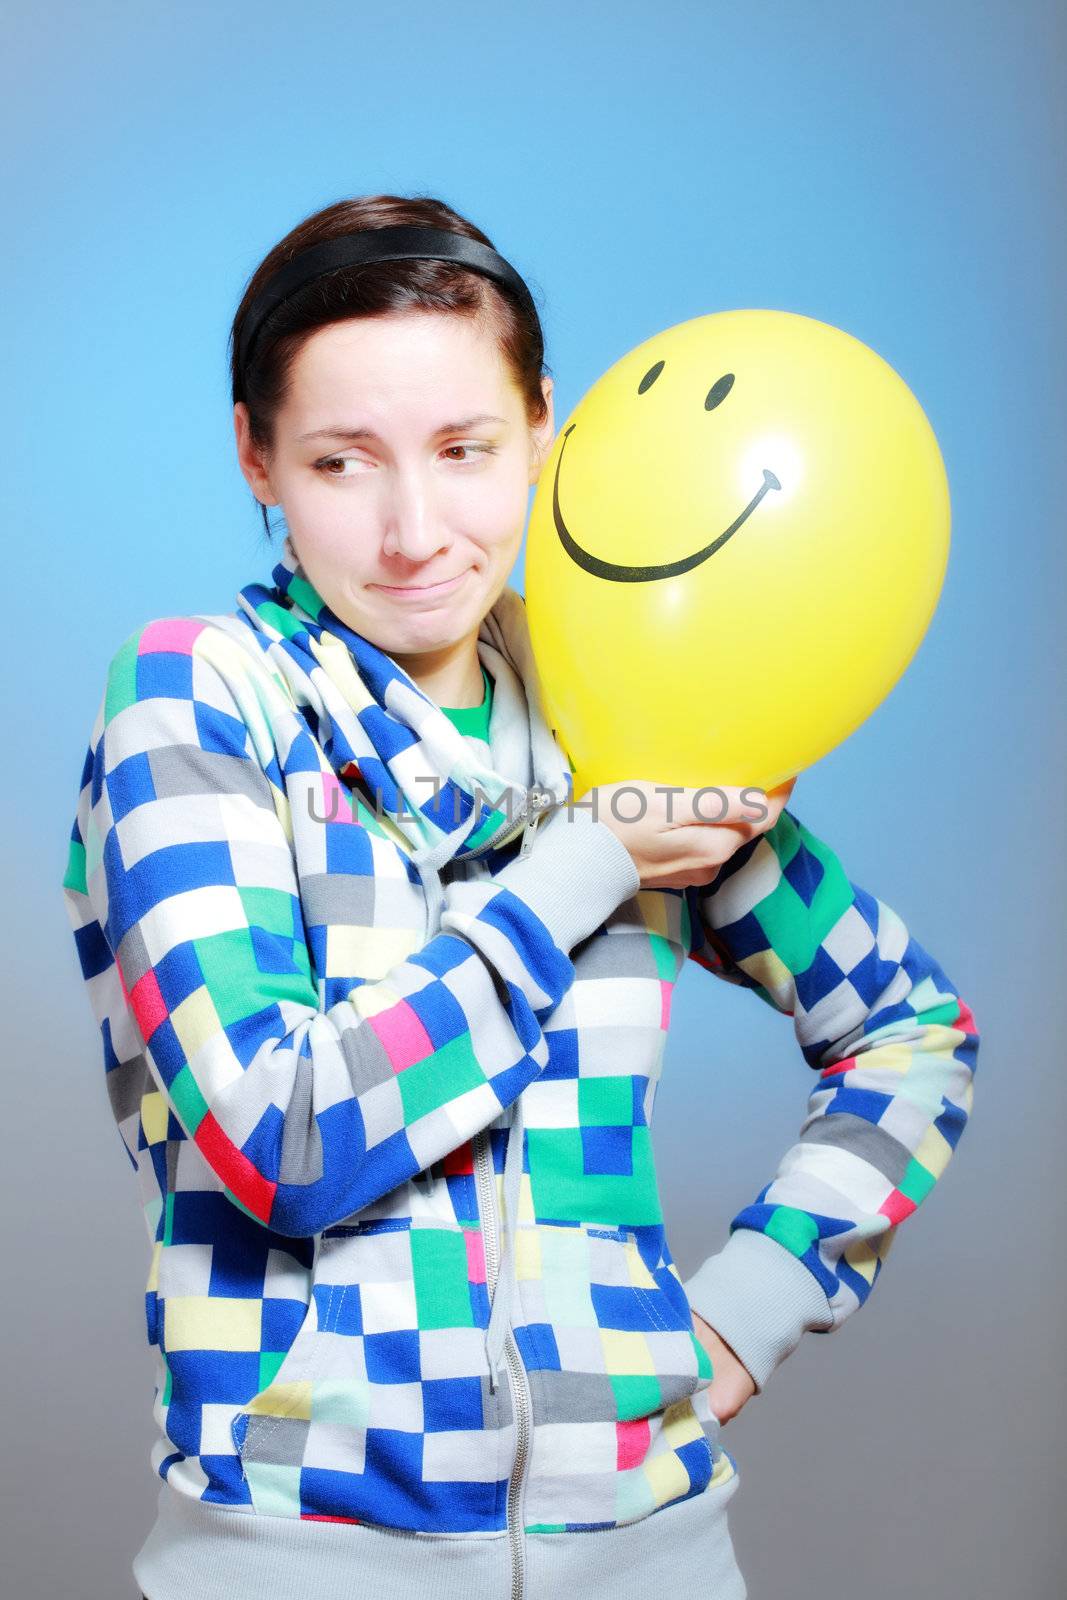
[484,1093,525,1393]
[412,783,551,1396]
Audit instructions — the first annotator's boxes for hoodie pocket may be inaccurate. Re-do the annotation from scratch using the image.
[231,1217,506,1530]
[520,1222,713,1425]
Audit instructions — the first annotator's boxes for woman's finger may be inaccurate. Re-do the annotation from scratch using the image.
[672,785,778,828]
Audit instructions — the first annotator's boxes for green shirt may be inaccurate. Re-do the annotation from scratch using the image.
[439,663,494,746]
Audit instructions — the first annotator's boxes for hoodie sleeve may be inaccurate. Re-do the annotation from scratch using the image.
[61,618,640,1238]
[680,806,979,1392]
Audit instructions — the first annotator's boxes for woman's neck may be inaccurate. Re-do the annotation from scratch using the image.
[390,639,485,709]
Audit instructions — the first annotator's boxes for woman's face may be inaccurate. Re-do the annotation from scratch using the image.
[234,309,555,681]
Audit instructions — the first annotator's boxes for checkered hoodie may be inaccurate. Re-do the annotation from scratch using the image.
[61,536,979,1600]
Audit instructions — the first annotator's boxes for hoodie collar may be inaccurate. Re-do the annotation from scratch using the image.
[233,534,575,872]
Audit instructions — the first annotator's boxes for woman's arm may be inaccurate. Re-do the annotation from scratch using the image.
[61,618,640,1239]
[682,806,979,1392]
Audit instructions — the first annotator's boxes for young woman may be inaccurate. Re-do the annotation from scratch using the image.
[62,193,979,1600]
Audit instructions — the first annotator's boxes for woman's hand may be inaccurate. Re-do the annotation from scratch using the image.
[691,1308,758,1424]
[585,777,797,891]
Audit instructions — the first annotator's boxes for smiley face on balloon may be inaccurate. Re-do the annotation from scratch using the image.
[525,309,950,796]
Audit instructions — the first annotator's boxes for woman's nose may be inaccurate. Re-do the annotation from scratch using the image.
[381,473,452,562]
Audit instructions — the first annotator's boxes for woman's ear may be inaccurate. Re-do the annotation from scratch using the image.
[528,376,556,485]
[233,402,280,505]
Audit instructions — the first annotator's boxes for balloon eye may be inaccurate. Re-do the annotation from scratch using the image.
[705,373,735,411]
[637,360,664,394]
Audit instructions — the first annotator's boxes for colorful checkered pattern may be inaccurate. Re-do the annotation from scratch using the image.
[685,815,978,1330]
[61,548,978,1543]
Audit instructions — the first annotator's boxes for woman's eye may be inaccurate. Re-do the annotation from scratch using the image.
[442,443,496,463]
[316,455,368,476]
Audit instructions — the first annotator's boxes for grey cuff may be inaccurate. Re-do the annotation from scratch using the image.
[491,802,641,955]
[681,1227,835,1393]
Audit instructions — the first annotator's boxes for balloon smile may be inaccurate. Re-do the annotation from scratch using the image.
[551,422,782,582]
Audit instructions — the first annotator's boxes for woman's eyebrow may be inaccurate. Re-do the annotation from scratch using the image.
[298,414,509,442]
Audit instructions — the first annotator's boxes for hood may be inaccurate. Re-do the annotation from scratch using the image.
[232,533,576,935]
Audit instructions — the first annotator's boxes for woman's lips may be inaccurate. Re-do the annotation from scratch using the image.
[371,570,470,601]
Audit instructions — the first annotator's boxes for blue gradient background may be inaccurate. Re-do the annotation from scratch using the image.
[7,3,1064,1595]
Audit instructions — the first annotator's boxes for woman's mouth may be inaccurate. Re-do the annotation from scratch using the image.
[371,570,470,601]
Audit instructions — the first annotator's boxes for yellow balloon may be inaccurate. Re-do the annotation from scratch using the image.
[526,309,951,797]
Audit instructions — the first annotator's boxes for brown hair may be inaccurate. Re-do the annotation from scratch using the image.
[229,193,551,538]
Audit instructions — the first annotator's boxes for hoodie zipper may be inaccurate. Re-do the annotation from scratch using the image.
[517,785,556,858]
[475,783,560,862]
[474,1124,532,1600]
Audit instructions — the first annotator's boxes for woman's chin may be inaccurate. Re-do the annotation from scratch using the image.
[375,610,474,661]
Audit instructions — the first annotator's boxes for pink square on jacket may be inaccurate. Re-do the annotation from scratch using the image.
[465,1227,487,1285]
[369,999,434,1072]
[138,618,207,656]
[321,772,358,824]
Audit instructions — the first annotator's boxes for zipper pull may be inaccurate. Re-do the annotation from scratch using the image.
[518,786,555,859]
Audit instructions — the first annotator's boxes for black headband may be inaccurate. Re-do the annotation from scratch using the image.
[236,224,540,380]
